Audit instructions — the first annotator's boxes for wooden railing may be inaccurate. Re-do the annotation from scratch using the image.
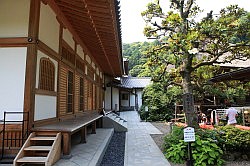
[0,112,29,161]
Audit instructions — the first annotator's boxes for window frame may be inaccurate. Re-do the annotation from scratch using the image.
[38,57,55,92]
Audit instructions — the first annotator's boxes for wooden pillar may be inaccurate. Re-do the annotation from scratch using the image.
[23,0,40,130]
[62,133,71,155]
[129,92,131,107]
[80,126,87,143]
[119,89,121,112]
[111,86,113,110]
[91,121,96,134]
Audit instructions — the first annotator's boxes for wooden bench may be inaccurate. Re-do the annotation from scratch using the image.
[33,112,103,155]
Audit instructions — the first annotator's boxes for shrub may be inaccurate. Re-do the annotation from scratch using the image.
[195,128,225,149]
[191,135,224,166]
[164,126,224,166]
[165,140,187,164]
[216,126,250,152]
[163,125,184,150]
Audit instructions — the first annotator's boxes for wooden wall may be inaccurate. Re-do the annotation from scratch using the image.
[0,0,104,127]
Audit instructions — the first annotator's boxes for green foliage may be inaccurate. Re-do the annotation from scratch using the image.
[164,126,225,166]
[165,140,187,164]
[164,126,223,166]
[139,83,182,121]
[140,0,250,111]
[122,42,151,77]
[217,126,250,152]
[163,125,184,150]
[164,125,250,165]
[191,135,224,166]
[195,128,225,149]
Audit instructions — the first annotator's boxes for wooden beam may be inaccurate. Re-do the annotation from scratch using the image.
[23,0,41,130]
[0,37,29,47]
[37,40,60,61]
[83,0,115,76]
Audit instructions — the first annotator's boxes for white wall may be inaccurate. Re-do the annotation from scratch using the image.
[34,95,57,121]
[130,92,135,106]
[39,3,60,53]
[137,90,143,109]
[0,0,30,37]
[63,29,75,49]
[121,92,129,107]
[77,45,85,60]
[105,87,111,110]
[0,48,27,120]
[85,54,91,64]
[112,88,119,110]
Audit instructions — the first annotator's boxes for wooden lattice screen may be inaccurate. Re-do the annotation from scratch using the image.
[39,58,55,91]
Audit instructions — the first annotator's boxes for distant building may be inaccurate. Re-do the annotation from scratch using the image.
[104,76,152,112]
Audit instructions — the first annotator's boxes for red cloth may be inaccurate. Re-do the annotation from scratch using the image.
[199,123,214,129]
[235,125,250,130]
[174,123,250,130]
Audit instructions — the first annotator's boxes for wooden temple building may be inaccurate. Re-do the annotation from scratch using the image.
[0,0,123,165]
[209,67,250,83]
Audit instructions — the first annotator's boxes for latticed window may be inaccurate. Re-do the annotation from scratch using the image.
[79,77,84,111]
[62,46,75,65]
[39,58,55,91]
[67,71,74,113]
[122,93,129,100]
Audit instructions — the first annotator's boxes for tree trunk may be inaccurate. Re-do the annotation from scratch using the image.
[182,65,198,128]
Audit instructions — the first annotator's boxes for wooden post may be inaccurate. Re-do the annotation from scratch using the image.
[62,133,71,155]
[91,121,96,134]
[80,126,87,143]
[23,0,41,130]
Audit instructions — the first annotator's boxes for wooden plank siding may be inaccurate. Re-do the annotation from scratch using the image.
[93,84,96,110]
[84,78,88,111]
[87,80,93,111]
[59,63,68,115]
[74,74,80,113]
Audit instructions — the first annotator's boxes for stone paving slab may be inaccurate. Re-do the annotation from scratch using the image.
[54,128,114,166]
[1,128,114,166]
[120,111,171,166]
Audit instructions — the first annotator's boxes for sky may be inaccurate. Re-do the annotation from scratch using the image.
[120,0,250,44]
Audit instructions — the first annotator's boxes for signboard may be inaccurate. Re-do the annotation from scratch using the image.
[183,93,194,113]
[184,127,195,142]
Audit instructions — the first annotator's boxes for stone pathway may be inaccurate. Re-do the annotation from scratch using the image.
[54,128,114,166]
[3,111,171,166]
[120,111,171,166]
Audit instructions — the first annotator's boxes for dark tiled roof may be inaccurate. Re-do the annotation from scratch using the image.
[120,77,151,89]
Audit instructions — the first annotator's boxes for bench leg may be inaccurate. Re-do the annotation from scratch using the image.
[62,133,71,155]
[80,126,87,143]
[91,121,96,134]
[97,118,103,128]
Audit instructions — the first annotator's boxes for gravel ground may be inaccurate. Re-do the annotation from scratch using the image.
[150,122,250,166]
[100,132,126,166]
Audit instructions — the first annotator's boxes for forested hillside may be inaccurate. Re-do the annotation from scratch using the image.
[122,42,151,76]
